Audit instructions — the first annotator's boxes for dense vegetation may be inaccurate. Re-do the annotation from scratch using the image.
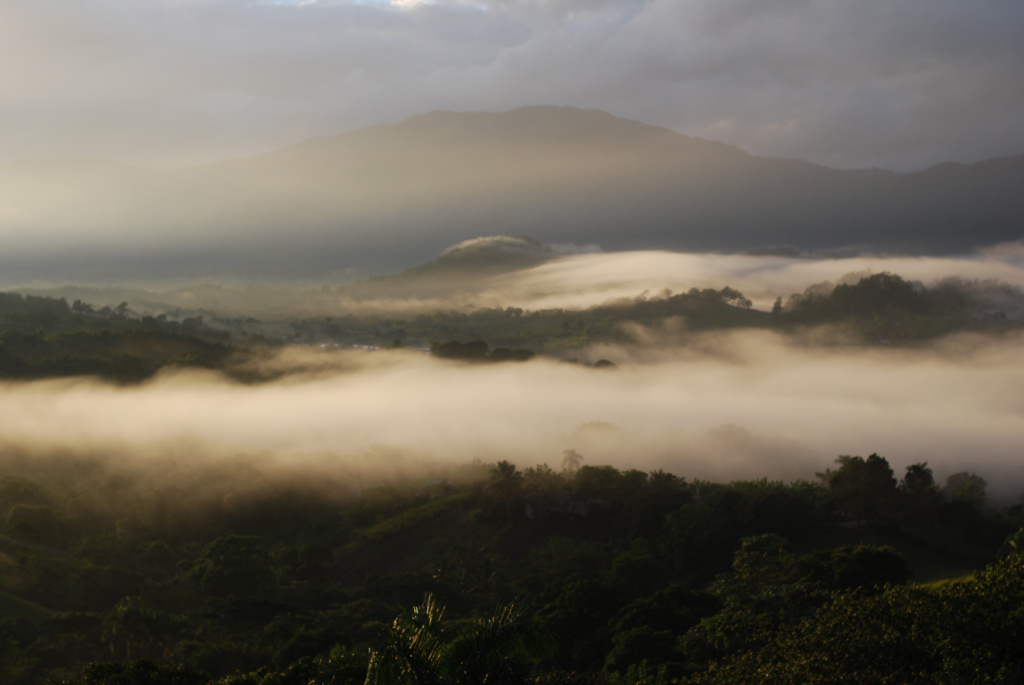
[4,272,1021,382]
[285,285,762,355]
[2,273,1022,682]
[0,293,231,382]
[283,273,1024,353]
[0,448,1021,684]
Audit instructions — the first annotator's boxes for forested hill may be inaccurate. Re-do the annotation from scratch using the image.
[1,451,1021,683]
[0,292,232,382]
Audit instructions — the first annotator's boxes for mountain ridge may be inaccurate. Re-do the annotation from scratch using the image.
[1,106,1021,283]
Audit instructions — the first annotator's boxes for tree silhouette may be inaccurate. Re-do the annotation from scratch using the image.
[488,461,523,521]
[828,454,897,521]
[901,462,936,498]
[900,462,941,518]
[101,598,179,661]
[945,471,987,507]
[561,449,584,474]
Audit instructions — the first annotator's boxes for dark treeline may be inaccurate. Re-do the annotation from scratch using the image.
[0,293,231,383]
[773,272,1023,342]
[288,285,763,354]
[4,272,1022,382]
[429,340,534,362]
[1,450,1022,683]
[293,273,1022,353]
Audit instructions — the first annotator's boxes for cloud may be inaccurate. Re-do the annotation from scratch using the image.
[978,239,1024,263]
[391,0,434,8]
[2,330,1023,499]
[0,0,1021,170]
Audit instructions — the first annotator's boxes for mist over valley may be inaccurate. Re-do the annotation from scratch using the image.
[4,2,1024,675]
[4,236,1024,501]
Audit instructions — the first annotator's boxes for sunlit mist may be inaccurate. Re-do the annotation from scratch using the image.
[3,329,1022,498]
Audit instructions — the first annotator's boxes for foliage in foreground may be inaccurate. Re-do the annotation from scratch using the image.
[43,551,1024,685]
[0,450,1020,684]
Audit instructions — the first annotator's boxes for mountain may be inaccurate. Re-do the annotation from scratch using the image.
[1,106,1022,283]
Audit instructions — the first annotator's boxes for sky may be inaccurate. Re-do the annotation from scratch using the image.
[2,0,1023,172]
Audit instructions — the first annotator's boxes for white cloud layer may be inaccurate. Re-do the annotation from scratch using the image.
[488,249,1024,311]
[1,0,1022,170]
[2,331,1023,499]
[19,247,1024,319]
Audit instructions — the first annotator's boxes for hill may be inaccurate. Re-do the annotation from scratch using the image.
[342,235,564,300]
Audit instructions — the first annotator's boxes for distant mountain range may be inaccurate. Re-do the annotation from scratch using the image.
[1,106,1022,283]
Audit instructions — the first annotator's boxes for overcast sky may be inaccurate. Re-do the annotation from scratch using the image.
[2,0,1022,171]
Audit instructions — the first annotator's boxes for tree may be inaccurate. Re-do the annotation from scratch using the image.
[712,533,796,597]
[537,576,624,670]
[944,471,987,507]
[604,627,678,675]
[7,503,58,543]
[561,449,584,474]
[434,340,489,360]
[73,660,207,685]
[648,470,684,493]
[901,462,936,498]
[999,528,1024,558]
[573,465,625,501]
[900,462,941,518]
[719,287,753,309]
[187,535,275,597]
[101,598,181,661]
[810,544,911,591]
[522,463,565,495]
[703,553,1024,683]
[828,454,897,521]
[488,461,522,521]
[365,593,553,685]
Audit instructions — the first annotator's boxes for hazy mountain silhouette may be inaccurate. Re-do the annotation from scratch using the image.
[2,106,1021,282]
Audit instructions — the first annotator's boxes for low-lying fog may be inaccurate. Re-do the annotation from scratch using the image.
[24,240,1024,319]
[3,328,1022,501]
[495,245,1024,312]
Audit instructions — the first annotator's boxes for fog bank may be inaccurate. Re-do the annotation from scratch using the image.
[2,330,1022,499]
[20,245,1024,320]
[492,249,1024,312]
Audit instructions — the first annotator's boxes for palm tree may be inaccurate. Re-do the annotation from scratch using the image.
[489,460,523,521]
[365,593,554,685]
[365,593,447,685]
[101,598,176,660]
[442,601,554,685]
[561,450,584,474]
